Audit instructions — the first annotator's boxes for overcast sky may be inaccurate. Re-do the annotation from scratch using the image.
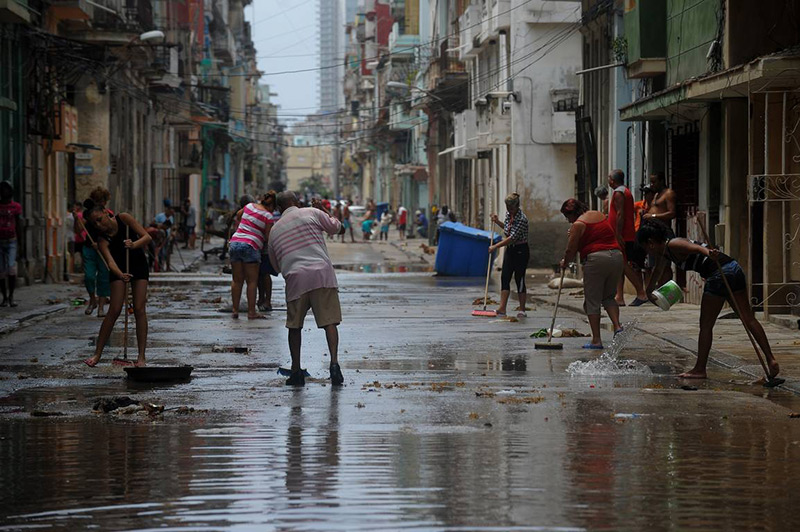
[246,0,319,123]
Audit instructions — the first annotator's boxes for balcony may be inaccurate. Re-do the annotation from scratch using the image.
[389,29,419,60]
[490,0,511,34]
[0,0,30,23]
[426,39,469,113]
[81,0,154,44]
[519,0,580,24]
[476,99,511,148]
[459,2,480,60]
[47,0,94,25]
[212,28,236,66]
[454,109,478,159]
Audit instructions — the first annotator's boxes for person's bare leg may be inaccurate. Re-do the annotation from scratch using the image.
[324,324,339,364]
[615,275,626,305]
[97,296,107,317]
[88,281,125,364]
[625,263,648,300]
[587,314,602,346]
[733,290,780,378]
[497,290,510,315]
[132,280,148,366]
[604,302,622,331]
[230,262,244,318]
[517,291,527,312]
[680,292,725,378]
[245,263,262,319]
[288,328,302,371]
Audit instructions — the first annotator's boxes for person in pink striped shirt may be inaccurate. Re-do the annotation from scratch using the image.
[268,191,346,387]
[229,195,274,320]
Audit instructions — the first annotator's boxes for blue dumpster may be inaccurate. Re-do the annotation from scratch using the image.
[375,202,389,220]
[435,222,502,277]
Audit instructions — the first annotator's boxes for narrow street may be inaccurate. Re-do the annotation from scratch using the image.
[1,239,799,530]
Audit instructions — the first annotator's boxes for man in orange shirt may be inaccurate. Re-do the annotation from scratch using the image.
[633,185,655,232]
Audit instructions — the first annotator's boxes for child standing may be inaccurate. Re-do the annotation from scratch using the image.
[379,211,392,241]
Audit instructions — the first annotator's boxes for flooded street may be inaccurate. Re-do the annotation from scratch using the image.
[2,252,800,530]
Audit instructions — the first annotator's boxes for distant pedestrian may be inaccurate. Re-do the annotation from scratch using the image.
[257,191,278,312]
[559,198,624,349]
[397,205,408,239]
[608,169,648,306]
[229,194,274,320]
[67,202,85,274]
[488,193,529,318]
[361,217,374,241]
[181,198,197,249]
[341,201,355,243]
[82,187,113,317]
[204,201,215,243]
[268,191,345,387]
[379,210,392,241]
[435,205,450,244]
[82,203,152,367]
[0,181,22,307]
[415,210,428,239]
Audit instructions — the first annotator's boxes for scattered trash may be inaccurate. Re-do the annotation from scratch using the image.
[496,389,516,396]
[30,411,66,417]
[468,412,480,420]
[568,290,584,296]
[790,413,800,419]
[472,297,498,306]
[212,345,250,353]
[547,277,583,289]
[93,396,138,413]
[681,385,698,391]
[614,413,645,419]
[199,296,223,304]
[484,422,493,427]
[497,396,545,405]
[70,298,87,306]
[46,297,63,305]
[356,402,365,408]
[29,357,37,363]
[141,403,165,416]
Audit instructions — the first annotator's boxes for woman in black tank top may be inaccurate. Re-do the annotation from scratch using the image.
[637,219,779,380]
[81,204,153,368]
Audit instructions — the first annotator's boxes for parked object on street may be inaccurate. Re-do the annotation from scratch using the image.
[473,233,498,317]
[535,268,565,350]
[435,223,501,277]
[652,280,683,311]
[124,365,193,383]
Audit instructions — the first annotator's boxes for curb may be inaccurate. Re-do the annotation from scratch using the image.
[0,304,71,336]
[529,294,800,395]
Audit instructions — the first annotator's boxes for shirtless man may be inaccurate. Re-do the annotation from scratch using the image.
[643,172,676,223]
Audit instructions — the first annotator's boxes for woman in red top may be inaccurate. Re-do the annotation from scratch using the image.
[560,199,624,349]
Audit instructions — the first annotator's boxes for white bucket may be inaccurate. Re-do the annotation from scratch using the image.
[652,280,683,311]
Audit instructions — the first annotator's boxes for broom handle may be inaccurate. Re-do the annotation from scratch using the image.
[696,220,770,379]
[76,216,110,270]
[483,233,493,310]
[123,225,130,360]
[547,267,566,343]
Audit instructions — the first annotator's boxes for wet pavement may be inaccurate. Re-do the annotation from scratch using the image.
[2,241,800,530]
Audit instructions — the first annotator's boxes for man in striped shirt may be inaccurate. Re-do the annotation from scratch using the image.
[268,191,346,387]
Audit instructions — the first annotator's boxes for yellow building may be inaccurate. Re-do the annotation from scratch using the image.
[285,135,334,195]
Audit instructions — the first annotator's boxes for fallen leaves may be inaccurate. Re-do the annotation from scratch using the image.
[472,297,498,305]
[497,396,545,405]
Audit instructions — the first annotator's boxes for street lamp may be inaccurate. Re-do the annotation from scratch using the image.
[386,81,443,102]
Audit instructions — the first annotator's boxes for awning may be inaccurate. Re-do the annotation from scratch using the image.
[619,53,800,122]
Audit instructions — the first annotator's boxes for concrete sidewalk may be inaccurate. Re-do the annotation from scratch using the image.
[526,279,800,394]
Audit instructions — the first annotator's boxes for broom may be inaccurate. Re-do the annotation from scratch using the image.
[697,220,783,387]
[535,267,565,350]
[472,233,497,317]
[113,225,134,367]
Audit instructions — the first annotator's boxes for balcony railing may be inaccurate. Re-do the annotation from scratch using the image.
[93,0,154,34]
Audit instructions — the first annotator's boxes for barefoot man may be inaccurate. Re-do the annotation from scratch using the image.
[608,170,649,306]
[268,191,346,387]
[643,171,677,287]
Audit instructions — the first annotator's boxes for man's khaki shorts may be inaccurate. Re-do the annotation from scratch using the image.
[286,287,342,329]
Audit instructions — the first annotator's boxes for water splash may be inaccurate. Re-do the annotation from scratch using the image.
[566,320,652,376]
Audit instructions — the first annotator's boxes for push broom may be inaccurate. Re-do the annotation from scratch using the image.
[113,225,134,367]
[472,233,497,317]
[535,267,565,350]
[697,220,783,387]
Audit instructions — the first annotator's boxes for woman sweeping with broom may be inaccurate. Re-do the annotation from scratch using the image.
[636,219,780,381]
[82,201,152,367]
[559,199,624,349]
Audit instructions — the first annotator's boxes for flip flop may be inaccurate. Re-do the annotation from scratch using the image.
[582,343,604,350]
[629,298,648,307]
[85,303,96,315]
[83,358,98,367]
[614,327,624,336]
[516,311,527,318]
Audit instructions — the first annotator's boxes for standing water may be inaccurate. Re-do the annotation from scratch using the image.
[566,320,652,376]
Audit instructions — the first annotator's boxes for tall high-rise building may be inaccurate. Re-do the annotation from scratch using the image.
[318,0,344,114]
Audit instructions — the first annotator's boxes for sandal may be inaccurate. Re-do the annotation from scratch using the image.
[614,327,624,336]
[516,311,527,318]
[582,343,604,350]
[85,302,97,315]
